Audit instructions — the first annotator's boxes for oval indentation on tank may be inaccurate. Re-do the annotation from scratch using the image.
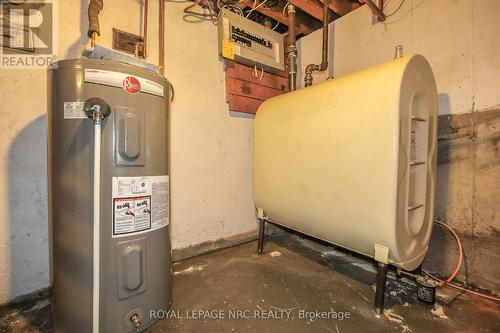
[124,244,143,290]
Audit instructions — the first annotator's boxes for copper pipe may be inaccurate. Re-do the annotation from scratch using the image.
[91,32,97,48]
[143,0,148,58]
[159,0,165,75]
[287,4,297,91]
[304,0,329,87]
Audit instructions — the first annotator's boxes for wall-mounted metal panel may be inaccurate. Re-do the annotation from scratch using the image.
[218,9,285,72]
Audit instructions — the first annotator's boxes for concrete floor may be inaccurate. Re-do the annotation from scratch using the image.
[1,234,499,332]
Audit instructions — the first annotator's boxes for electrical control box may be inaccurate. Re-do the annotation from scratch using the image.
[218,9,284,72]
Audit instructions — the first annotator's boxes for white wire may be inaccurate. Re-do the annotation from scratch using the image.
[272,0,290,29]
[184,0,243,25]
[252,64,264,80]
[214,5,243,24]
[245,0,268,18]
[217,0,244,15]
[213,1,244,24]
[230,5,244,16]
[282,1,290,16]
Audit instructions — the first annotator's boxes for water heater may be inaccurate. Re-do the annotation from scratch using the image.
[49,59,171,332]
[254,55,437,272]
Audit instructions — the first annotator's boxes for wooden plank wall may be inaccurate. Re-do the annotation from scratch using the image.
[225,35,292,114]
[225,61,289,114]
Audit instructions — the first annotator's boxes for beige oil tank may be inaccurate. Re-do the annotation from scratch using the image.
[254,55,438,272]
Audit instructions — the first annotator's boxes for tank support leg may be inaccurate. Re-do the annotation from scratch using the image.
[374,262,388,314]
[257,219,266,254]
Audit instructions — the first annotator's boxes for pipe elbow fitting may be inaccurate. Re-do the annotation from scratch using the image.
[304,72,313,87]
[305,64,317,73]
[304,64,319,87]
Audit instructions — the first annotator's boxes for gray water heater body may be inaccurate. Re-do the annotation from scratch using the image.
[49,59,172,333]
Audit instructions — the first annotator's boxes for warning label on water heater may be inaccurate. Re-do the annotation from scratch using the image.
[63,102,86,119]
[112,175,169,238]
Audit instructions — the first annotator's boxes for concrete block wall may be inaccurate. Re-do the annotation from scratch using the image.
[297,0,500,292]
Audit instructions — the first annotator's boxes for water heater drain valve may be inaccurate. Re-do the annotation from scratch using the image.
[130,314,142,328]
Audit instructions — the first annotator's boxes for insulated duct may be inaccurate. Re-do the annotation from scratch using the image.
[88,0,104,46]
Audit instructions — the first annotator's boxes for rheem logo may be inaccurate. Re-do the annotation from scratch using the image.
[0,0,58,69]
[123,76,141,94]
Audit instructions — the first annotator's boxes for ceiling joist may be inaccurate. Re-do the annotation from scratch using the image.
[316,0,361,17]
[239,0,321,35]
[210,0,362,37]
[287,0,325,21]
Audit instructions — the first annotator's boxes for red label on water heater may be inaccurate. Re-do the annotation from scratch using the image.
[122,76,141,94]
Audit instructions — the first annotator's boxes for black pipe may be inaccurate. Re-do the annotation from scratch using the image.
[257,219,266,253]
[287,4,297,91]
[374,262,388,314]
[87,0,104,38]
[304,0,329,87]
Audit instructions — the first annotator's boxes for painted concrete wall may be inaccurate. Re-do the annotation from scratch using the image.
[165,4,256,250]
[298,0,500,115]
[297,0,500,291]
[0,0,256,303]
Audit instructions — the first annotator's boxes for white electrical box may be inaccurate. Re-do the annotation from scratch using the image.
[218,9,284,72]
